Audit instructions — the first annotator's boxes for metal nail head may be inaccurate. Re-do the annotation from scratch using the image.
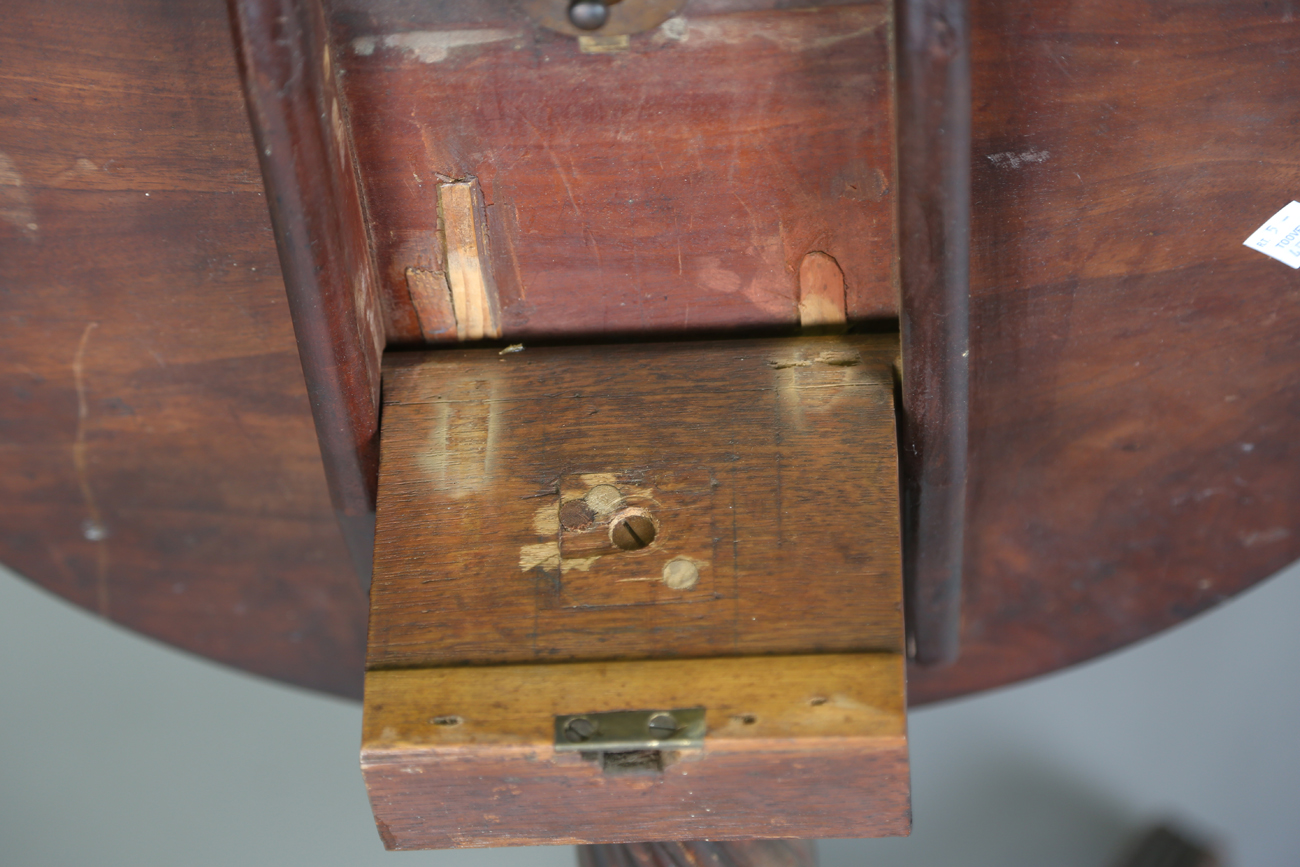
[568,0,609,30]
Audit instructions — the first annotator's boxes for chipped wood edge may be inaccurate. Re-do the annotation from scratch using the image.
[437,179,502,341]
[404,267,458,342]
[797,251,848,331]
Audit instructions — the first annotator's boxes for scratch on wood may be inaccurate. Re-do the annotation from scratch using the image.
[520,116,602,272]
[72,322,110,616]
[502,202,528,302]
[672,213,684,276]
[0,150,38,238]
[685,11,886,52]
[522,116,581,216]
[49,157,100,187]
[767,349,861,370]
[987,149,1050,170]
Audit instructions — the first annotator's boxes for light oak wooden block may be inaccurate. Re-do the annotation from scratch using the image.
[364,335,907,846]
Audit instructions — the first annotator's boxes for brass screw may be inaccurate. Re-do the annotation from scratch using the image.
[610,512,656,550]
[564,717,598,743]
[647,713,678,738]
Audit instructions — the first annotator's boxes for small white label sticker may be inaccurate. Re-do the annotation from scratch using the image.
[1243,201,1300,269]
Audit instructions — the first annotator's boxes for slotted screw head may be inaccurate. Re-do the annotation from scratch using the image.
[610,513,656,550]
[564,716,598,743]
[647,712,678,737]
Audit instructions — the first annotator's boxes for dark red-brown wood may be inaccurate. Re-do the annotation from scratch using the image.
[328,0,899,342]
[0,0,368,697]
[2,0,1298,712]
[910,0,1300,701]
[229,0,387,585]
[896,0,971,665]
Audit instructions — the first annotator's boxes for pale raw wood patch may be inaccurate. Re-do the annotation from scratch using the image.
[578,34,631,54]
[437,179,502,340]
[404,267,458,341]
[798,250,848,329]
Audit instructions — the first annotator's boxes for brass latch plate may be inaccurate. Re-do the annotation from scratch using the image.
[554,706,706,752]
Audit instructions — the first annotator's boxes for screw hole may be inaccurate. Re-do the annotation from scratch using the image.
[610,511,657,551]
[431,715,463,726]
[809,696,828,707]
[733,713,758,725]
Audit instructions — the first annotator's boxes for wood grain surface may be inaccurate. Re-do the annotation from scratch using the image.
[229,0,388,584]
[2,0,1298,709]
[369,336,903,667]
[896,0,971,665]
[330,0,898,342]
[0,0,368,696]
[363,654,909,846]
[909,0,1300,702]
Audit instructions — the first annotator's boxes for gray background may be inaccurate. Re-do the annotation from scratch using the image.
[2,559,1298,867]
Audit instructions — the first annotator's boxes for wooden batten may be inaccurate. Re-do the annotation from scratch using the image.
[404,267,458,343]
[402,180,504,343]
[896,0,971,666]
[227,0,387,586]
